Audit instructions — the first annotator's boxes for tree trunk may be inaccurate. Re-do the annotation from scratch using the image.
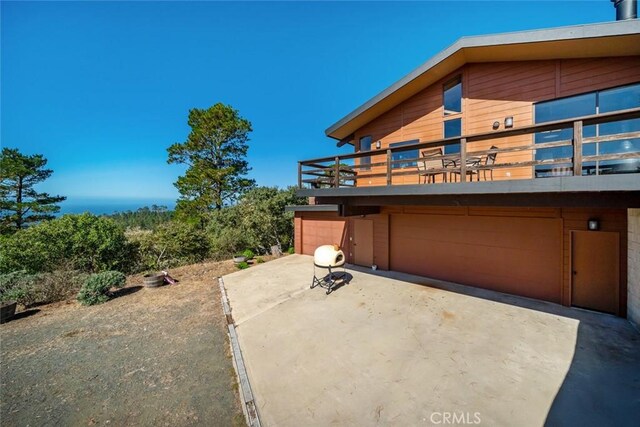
[16,176,23,230]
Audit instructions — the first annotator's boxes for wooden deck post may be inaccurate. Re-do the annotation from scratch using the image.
[573,120,583,176]
[334,157,340,188]
[459,138,467,183]
[386,149,392,185]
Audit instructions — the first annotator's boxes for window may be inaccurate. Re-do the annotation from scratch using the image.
[359,136,372,171]
[443,76,463,154]
[597,84,640,173]
[443,118,462,154]
[390,139,419,169]
[443,77,462,115]
[534,83,640,177]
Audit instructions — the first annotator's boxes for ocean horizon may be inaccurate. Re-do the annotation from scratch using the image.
[58,197,177,216]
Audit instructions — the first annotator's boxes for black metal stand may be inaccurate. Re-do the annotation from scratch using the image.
[311,263,346,294]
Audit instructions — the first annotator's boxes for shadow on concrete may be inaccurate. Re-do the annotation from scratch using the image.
[346,264,640,426]
[312,272,353,294]
[544,318,640,427]
[110,286,143,299]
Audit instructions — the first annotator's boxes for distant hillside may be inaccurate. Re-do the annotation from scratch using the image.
[105,205,173,230]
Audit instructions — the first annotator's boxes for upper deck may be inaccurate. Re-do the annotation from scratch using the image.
[297,108,640,207]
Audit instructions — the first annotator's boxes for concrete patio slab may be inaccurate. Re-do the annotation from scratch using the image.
[222,255,640,427]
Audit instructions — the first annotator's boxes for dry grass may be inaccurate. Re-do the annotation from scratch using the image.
[0,257,277,426]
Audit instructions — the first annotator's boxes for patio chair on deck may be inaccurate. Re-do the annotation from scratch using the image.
[417,148,447,184]
[482,146,499,181]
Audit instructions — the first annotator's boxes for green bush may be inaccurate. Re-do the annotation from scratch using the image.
[77,271,126,306]
[206,209,249,260]
[127,221,209,271]
[206,186,305,259]
[287,247,295,254]
[256,257,264,264]
[236,261,249,270]
[242,249,255,260]
[0,213,136,274]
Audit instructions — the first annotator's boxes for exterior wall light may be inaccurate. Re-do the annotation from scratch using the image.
[492,121,500,130]
[588,219,600,231]
[504,116,514,128]
[376,140,381,149]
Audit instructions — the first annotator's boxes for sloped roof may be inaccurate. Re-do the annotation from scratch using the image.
[325,20,640,141]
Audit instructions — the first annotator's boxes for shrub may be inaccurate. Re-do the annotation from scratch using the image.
[207,209,250,260]
[126,221,209,271]
[0,271,37,306]
[256,257,264,264]
[37,268,87,305]
[0,269,86,307]
[287,247,295,254]
[77,271,126,306]
[205,186,305,259]
[242,249,255,260]
[236,261,249,270]
[0,213,136,274]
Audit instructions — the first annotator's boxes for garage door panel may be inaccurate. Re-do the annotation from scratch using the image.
[390,214,561,303]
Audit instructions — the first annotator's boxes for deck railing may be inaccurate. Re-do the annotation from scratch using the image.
[298,108,640,189]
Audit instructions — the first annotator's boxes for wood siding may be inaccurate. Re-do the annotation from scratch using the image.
[353,57,640,186]
[295,212,348,257]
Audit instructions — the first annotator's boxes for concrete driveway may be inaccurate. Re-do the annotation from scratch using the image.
[222,255,640,427]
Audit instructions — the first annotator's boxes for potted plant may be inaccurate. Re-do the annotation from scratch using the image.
[233,254,247,264]
[143,272,165,288]
[1,288,28,324]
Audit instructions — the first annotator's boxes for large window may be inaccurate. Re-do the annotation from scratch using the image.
[443,77,462,115]
[443,76,463,154]
[534,83,640,177]
[390,139,419,169]
[444,118,462,154]
[359,136,372,171]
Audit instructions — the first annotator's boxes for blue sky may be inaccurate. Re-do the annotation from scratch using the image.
[1,1,614,202]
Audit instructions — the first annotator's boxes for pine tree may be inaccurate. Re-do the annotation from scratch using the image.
[167,103,255,225]
[0,148,66,234]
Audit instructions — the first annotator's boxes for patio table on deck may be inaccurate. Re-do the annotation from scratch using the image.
[443,155,483,182]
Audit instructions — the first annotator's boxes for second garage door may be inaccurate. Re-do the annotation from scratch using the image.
[389,213,562,303]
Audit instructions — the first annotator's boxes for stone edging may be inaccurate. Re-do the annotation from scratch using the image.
[218,277,261,427]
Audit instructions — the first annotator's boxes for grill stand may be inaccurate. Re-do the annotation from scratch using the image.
[311,264,346,295]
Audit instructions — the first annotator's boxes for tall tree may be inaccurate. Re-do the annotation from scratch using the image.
[0,148,66,234]
[167,103,255,224]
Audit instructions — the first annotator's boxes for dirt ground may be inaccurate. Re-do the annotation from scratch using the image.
[0,259,263,427]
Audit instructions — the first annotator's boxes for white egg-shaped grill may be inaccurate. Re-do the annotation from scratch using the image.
[313,244,345,268]
[311,244,347,295]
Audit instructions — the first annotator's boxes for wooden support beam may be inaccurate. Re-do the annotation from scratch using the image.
[459,138,467,183]
[573,120,583,176]
[386,149,392,186]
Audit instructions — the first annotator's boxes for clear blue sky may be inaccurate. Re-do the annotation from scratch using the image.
[1,1,614,202]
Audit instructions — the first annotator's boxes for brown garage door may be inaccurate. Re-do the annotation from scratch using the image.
[390,214,562,303]
[301,219,347,255]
